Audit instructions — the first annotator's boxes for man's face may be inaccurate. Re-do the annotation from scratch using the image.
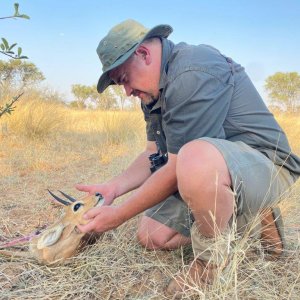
[109,51,159,106]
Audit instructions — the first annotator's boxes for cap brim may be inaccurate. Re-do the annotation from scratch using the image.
[97,43,139,93]
[97,24,173,93]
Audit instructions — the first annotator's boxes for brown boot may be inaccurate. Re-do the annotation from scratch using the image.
[260,207,285,259]
[165,258,217,298]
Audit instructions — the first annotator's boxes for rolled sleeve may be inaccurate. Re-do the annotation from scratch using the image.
[163,70,234,154]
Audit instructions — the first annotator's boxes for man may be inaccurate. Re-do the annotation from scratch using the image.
[77,19,300,296]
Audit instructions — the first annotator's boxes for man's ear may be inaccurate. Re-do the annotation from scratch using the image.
[135,46,151,65]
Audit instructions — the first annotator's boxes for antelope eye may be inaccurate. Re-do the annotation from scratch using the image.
[73,203,82,212]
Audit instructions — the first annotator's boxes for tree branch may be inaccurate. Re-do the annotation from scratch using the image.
[0,92,24,118]
[0,16,19,20]
[0,50,24,59]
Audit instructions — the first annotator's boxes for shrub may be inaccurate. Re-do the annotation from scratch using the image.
[3,98,66,139]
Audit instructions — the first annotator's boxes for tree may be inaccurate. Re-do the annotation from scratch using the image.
[90,85,118,110]
[71,84,93,109]
[265,72,300,112]
[71,84,121,110]
[109,85,141,110]
[0,59,44,91]
[0,3,30,118]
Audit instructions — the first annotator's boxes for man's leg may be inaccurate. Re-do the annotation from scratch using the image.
[166,138,296,297]
[137,139,233,253]
[177,140,234,237]
[137,216,191,250]
[137,191,193,250]
[166,140,234,296]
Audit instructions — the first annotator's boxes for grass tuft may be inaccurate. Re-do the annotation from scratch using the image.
[3,99,67,139]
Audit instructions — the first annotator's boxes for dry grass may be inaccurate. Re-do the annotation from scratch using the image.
[273,112,300,154]
[0,102,299,299]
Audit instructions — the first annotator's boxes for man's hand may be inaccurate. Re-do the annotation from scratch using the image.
[77,205,124,233]
[75,183,116,206]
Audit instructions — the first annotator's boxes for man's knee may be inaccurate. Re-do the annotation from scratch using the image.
[177,140,231,196]
[176,140,234,235]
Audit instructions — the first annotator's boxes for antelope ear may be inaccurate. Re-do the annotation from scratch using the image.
[37,224,65,249]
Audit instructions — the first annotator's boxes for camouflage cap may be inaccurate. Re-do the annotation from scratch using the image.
[96,19,173,93]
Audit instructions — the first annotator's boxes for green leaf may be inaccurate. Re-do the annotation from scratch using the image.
[9,43,17,50]
[18,14,30,20]
[0,44,4,51]
[19,55,28,59]
[17,47,22,56]
[1,38,9,50]
[14,3,20,16]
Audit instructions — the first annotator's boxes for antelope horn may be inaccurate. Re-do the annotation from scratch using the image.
[47,189,71,206]
[58,190,77,203]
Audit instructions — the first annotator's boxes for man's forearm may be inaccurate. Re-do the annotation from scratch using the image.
[117,154,178,222]
[107,147,155,198]
[78,153,178,234]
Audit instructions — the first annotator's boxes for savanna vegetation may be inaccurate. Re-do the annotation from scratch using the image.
[1,3,300,299]
[0,97,299,299]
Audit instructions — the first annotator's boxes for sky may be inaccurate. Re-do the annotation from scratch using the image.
[1,0,300,102]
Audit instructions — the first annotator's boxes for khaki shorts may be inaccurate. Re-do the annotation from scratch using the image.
[145,138,296,237]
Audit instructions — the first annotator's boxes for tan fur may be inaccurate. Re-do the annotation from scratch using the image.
[0,194,102,265]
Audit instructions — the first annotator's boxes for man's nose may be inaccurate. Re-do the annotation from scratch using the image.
[123,83,133,97]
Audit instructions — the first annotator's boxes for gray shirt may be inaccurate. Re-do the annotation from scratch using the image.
[142,39,300,179]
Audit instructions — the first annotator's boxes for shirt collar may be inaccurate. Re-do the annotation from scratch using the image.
[159,38,175,90]
[144,38,174,112]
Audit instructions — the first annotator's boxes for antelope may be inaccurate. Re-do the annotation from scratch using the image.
[0,190,104,265]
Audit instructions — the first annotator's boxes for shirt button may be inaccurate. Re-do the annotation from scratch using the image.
[156,131,160,135]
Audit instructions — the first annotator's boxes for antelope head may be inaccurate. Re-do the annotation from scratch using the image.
[0,191,104,265]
